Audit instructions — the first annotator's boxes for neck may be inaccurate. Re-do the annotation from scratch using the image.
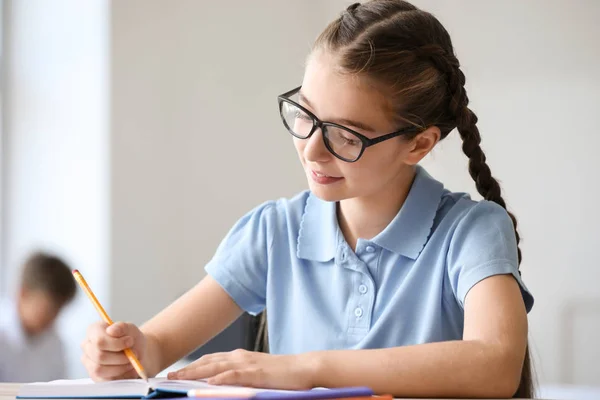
[337,167,416,250]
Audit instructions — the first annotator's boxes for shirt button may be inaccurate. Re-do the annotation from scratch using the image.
[354,307,363,317]
[365,245,375,253]
[358,284,368,294]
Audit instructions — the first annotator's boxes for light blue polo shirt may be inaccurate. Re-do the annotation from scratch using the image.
[205,165,534,354]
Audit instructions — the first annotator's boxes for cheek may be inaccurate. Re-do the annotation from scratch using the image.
[293,138,306,160]
[347,143,404,181]
[25,300,59,331]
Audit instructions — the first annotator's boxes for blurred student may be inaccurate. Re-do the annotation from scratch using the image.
[0,251,76,382]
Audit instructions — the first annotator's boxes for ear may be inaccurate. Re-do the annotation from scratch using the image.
[404,126,441,165]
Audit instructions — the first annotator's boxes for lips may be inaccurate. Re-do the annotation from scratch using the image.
[312,170,339,178]
[309,169,343,185]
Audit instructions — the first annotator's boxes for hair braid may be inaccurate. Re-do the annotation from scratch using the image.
[416,44,531,399]
[414,44,522,265]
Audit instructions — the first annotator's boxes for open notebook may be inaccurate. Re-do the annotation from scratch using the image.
[16,378,374,399]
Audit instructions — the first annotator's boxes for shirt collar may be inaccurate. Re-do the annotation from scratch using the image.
[296,192,339,262]
[371,165,445,259]
[297,165,445,261]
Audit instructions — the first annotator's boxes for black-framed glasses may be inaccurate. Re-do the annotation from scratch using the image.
[277,86,421,162]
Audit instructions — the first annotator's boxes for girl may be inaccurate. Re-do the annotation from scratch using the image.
[81,1,535,398]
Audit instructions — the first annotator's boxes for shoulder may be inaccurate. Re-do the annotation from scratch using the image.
[435,190,516,243]
[442,194,520,275]
[214,190,311,253]
[235,190,311,229]
[450,197,517,249]
[430,188,519,267]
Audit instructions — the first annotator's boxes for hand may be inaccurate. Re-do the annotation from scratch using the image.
[167,349,316,389]
[81,321,147,381]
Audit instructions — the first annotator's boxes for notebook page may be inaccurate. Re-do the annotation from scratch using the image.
[17,379,151,398]
[18,378,302,399]
[151,378,293,394]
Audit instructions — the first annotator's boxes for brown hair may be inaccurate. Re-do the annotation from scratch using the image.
[21,251,77,307]
[313,0,532,397]
[257,0,534,397]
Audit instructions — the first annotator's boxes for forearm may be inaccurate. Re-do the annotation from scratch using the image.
[307,340,523,399]
[141,332,166,378]
[140,276,243,377]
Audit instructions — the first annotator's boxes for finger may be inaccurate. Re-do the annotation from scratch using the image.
[208,368,267,388]
[186,349,253,369]
[91,333,134,352]
[166,355,218,378]
[86,322,109,346]
[82,353,137,381]
[120,368,142,380]
[190,352,229,365]
[106,321,137,338]
[83,340,130,365]
[96,365,137,381]
[169,361,240,380]
[87,321,109,336]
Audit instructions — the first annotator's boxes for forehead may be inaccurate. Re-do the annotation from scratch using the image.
[300,51,395,132]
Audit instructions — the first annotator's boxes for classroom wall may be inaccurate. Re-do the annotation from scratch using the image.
[109,0,323,324]
[2,0,599,388]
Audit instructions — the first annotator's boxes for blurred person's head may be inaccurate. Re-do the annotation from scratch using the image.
[17,251,76,336]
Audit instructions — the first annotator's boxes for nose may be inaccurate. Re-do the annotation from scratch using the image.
[303,128,331,163]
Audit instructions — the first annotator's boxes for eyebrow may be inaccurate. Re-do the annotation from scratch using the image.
[298,91,377,132]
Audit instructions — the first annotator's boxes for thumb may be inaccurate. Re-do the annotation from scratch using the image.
[106,321,135,338]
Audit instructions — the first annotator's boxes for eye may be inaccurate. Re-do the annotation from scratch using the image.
[295,111,312,121]
[341,135,360,146]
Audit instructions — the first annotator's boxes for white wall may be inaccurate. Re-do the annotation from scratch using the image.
[2,0,110,379]
[109,0,324,324]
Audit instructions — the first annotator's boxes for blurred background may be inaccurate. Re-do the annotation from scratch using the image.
[0,0,598,397]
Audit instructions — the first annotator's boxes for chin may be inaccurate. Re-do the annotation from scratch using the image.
[308,183,347,203]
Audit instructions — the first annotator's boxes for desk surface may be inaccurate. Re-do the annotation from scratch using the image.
[0,384,21,400]
[0,383,548,400]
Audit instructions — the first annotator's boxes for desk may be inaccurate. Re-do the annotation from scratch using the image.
[0,384,21,400]
[0,383,549,400]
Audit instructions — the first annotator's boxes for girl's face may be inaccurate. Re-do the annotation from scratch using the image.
[294,51,423,203]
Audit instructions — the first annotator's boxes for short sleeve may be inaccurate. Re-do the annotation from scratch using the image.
[205,201,277,315]
[447,200,534,312]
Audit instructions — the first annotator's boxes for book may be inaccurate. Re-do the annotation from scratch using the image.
[16,378,375,400]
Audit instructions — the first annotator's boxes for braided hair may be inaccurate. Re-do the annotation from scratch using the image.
[258,0,533,397]
[316,1,531,397]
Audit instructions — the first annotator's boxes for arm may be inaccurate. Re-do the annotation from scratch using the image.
[308,274,528,398]
[142,202,280,376]
[141,275,244,377]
